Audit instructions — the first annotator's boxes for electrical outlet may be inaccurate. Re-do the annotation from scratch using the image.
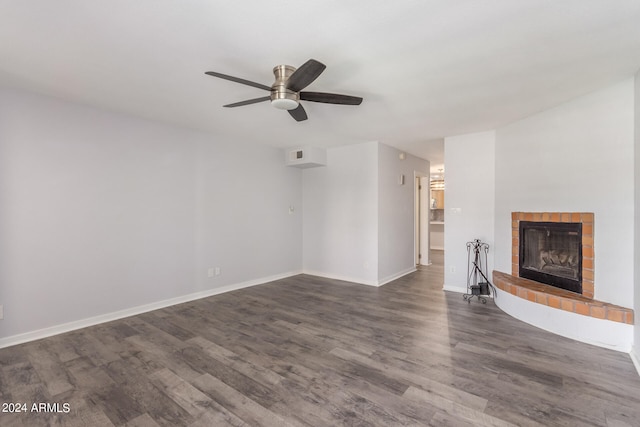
[449,266,456,273]
[207,268,214,278]
[215,267,221,276]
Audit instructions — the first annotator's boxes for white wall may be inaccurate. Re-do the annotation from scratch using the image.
[0,88,302,342]
[494,79,635,307]
[494,289,632,351]
[302,142,379,285]
[443,131,496,292]
[377,143,429,284]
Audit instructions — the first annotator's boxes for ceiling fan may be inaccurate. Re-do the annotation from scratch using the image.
[205,59,363,122]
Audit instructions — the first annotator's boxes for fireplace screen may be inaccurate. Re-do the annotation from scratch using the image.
[519,221,582,294]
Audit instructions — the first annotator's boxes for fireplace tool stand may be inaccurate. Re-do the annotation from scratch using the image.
[463,239,492,304]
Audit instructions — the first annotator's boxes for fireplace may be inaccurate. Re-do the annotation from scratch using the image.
[494,212,633,326]
[511,212,594,299]
[519,221,582,294]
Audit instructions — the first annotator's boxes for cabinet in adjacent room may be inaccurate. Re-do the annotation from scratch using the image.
[431,190,444,209]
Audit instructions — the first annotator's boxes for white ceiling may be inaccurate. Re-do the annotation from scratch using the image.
[2,1,640,168]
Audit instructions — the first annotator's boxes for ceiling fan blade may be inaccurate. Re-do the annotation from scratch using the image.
[223,96,271,108]
[286,59,326,92]
[205,71,272,91]
[300,91,363,105]
[288,104,308,122]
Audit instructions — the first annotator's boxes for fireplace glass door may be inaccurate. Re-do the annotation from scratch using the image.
[519,221,582,294]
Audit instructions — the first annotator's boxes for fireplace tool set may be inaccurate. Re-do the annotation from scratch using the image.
[463,239,493,304]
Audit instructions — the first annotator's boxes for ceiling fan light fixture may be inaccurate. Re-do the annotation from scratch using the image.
[271,98,299,110]
[270,64,300,110]
[205,59,363,121]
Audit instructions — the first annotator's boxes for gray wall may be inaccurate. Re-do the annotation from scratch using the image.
[377,143,429,283]
[302,142,380,285]
[634,70,640,365]
[302,141,429,286]
[0,88,302,341]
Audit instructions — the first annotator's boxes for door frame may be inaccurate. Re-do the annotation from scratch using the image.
[414,171,430,266]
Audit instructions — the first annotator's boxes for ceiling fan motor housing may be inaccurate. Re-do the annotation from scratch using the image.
[205,59,362,121]
[271,65,299,110]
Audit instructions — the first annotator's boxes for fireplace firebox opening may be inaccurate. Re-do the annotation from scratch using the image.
[518,221,582,294]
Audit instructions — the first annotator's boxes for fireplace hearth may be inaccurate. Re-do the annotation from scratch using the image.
[519,221,582,294]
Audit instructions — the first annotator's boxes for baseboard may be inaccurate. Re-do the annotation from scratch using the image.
[442,284,467,294]
[631,347,640,377]
[0,270,301,350]
[378,267,416,286]
[302,267,417,288]
[302,270,378,287]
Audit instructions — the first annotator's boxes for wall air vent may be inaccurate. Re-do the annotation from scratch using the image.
[285,146,327,168]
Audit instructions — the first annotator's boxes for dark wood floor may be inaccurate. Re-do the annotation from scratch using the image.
[2,252,640,426]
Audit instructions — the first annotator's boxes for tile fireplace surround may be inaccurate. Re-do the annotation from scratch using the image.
[492,212,634,325]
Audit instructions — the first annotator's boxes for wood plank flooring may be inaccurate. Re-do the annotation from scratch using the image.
[2,252,640,426]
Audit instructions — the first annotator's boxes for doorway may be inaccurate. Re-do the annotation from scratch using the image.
[415,174,430,265]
